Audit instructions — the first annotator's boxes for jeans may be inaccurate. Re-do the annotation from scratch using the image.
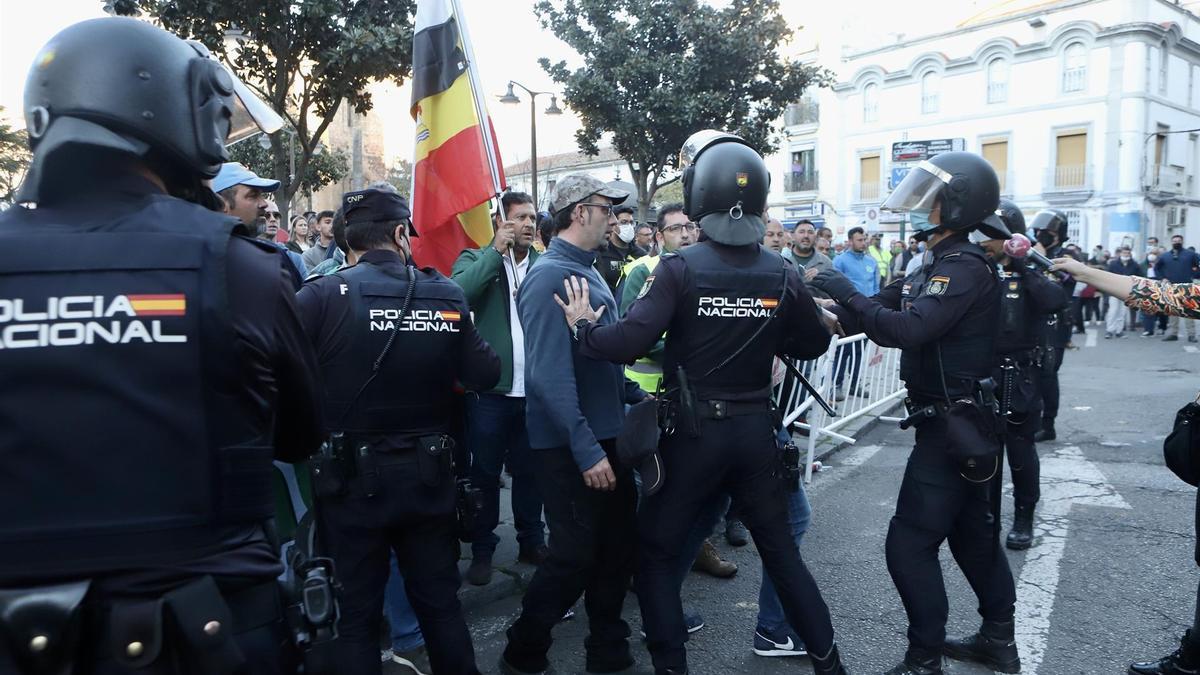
[757,484,812,633]
[385,554,425,653]
[465,393,545,557]
[835,339,863,389]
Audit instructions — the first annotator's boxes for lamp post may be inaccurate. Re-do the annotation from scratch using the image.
[499,81,562,211]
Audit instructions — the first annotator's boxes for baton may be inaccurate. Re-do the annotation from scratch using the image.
[780,357,838,417]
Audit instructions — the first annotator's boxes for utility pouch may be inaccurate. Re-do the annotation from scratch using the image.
[675,367,700,438]
[417,434,454,488]
[899,397,939,430]
[944,397,1003,482]
[159,576,245,674]
[0,579,89,675]
[353,443,379,498]
[311,433,348,499]
[455,478,485,543]
[779,440,801,493]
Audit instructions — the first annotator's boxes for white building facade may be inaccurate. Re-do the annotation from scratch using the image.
[772,0,1200,252]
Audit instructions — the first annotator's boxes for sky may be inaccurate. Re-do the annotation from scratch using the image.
[0,0,999,171]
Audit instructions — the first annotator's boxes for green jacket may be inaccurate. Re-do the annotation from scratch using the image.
[451,246,539,394]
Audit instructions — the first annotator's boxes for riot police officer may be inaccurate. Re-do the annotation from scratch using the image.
[0,17,324,675]
[1029,209,1075,442]
[811,152,1019,675]
[294,188,500,675]
[558,130,848,675]
[975,201,1069,551]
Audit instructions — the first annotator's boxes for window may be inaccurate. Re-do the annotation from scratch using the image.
[859,154,881,201]
[986,57,1008,103]
[1065,209,1084,247]
[788,149,817,192]
[1160,44,1169,94]
[1062,42,1087,93]
[1054,132,1087,188]
[981,139,1009,192]
[863,83,879,123]
[921,71,940,114]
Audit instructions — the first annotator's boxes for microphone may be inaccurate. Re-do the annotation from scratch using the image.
[1003,233,1056,270]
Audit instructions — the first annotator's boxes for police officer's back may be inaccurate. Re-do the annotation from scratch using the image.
[812,152,1020,675]
[569,131,848,675]
[0,17,324,675]
[294,189,499,675]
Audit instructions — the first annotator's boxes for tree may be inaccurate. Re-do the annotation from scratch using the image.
[0,109,31,207]
[536,0,829,220]
[385,158,413,200]
[226,130,350,208]
[113,0,415,220]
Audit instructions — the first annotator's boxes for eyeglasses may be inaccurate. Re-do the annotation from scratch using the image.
[578,202,615,218]
[266,212,281,219]
[661,223,698,234]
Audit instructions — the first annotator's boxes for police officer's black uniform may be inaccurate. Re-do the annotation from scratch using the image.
[294,189,500,675]
[984,202,1069,551]
[574,131,848,675]
[1029,210,1075,442]
[0,17,324,675]
[814,152,1020,675]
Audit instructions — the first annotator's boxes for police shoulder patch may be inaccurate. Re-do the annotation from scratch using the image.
[637,275,655,299]
[927,275,950,296]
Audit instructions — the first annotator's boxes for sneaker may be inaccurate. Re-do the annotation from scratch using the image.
[1165,335,1180,342]
[725,519,749,547]
[381,648,395,663]
[834,386,846,402]
[392,645,432,675]
[560,607,575,622]
[1143,331,1154,337]
[641,613,705,639]
[753,626,807,657]
[1105,332,1112,339]
[1190,336,1197,343]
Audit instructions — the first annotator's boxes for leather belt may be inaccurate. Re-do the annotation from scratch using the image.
[698,399,773,420]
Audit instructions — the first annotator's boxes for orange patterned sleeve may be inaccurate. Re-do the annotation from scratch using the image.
[1126,277,1200,319]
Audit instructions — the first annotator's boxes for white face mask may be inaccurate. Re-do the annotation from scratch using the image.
[617,222,636,243]
[1120,255,1131,263]
[1149,253,1158,263]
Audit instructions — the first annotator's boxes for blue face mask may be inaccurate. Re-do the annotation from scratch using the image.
[909,209,935,233]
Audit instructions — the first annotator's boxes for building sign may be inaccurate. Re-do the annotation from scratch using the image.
[891,138,965,163]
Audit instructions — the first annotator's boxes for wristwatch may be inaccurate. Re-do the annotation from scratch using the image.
[570,317,591,341]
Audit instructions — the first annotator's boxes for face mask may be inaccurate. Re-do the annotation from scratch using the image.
[1175,242,1184,251]
[1036,230,1056,248]
[909,209,934,233]
[618,223,636,244]
[917,242,927,252]
[1149,253,1158,263]
[1120,255,1131,263]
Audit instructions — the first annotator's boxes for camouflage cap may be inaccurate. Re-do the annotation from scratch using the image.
[548,173,628,214]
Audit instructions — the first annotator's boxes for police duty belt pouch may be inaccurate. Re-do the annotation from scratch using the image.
[618,398,665,496]
[943,398,1003,484]
[418,434,455,487]
[1164,394,1200,487]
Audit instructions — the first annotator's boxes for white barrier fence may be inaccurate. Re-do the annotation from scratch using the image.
[773,333,906,481]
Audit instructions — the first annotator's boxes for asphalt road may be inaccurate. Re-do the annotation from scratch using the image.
[395,322,1200,674]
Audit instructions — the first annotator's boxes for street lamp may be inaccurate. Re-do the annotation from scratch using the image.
[500,81,562,210]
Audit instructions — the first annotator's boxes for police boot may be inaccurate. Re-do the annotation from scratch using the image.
[1006,503,1035,551]
[810,643,848,674]
[1033,418,1056,442]
[944,620,1020,674]
[883,649,942,675]
[1129,630,1200,674]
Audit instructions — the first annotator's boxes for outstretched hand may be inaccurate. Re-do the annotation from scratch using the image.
[554,275,606,327]
[809,269,861,306]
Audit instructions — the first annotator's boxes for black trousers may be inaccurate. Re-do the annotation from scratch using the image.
[317,454,478,675]
[636,413,835,673]
[997,363,1043,507]
[885,419,1017,656]
[504,441,637,673]
[1037,346,1065,422]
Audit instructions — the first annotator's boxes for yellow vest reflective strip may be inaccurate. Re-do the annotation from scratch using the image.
[622,253,661,280]
[625,358,662,392]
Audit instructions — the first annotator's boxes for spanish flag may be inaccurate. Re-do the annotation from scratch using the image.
[410,0,506,274]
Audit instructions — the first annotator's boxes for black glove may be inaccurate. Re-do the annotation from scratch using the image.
[809,269,862,306]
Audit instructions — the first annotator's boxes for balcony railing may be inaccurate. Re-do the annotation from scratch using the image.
[1062,67,1086,93]
[863,103,878,123]
[785,171,818,192]
[857,181,881,201]
[987,81,1007,104]
[785,100,819,126]
[1152,165,1188,194]
[921,93,939,114]
[1046,164,1090,191]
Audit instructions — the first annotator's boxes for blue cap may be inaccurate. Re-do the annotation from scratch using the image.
[211,162,280,193]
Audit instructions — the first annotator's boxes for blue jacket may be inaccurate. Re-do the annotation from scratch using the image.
[517,237,645,471]
[1155,248,1200,283]
[833,249,880,295]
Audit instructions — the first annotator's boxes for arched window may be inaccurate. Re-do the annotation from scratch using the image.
[863,82,879,123]
[1160,43,1170,94]
[921,71,940,114]
[1063,42,1087,92]
[987,57,1008,103]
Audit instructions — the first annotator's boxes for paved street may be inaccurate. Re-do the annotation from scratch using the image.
[391,323,1200,674]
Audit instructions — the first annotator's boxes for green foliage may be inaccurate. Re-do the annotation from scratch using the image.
[385,159,413,200]
[226,131,349,201]
[113,0,415,218]
[652,178,683,208]
[535,0,830,218]
[0,109,31,206]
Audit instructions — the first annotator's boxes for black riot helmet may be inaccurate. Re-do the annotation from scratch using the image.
[996,199,1026,236]
[1029,209,1070,246]
[882,151,1009,242]
[18,17,282,203]
[679,130,770,246]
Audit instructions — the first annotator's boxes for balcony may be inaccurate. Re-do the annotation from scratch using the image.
[855,181,882,202]
[1043,164,1093,201]
[1151,165,1188,194]
[785,100,819,127]
[785,171,818,193]
[1062,67,1086,93]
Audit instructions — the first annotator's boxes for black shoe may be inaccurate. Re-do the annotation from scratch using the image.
[811,643,849,674]
[1006,503,1035,550]
[499,655,556,674]
[466,556,493,586]
[944,620,1021,673]
[1165,335,1180,342]
[1130,630,1200,674]
[725,519,749,547]
[585,644,634,673]
[518,544,549,565]
[1033,420,1056,443]
[884,650,942,674]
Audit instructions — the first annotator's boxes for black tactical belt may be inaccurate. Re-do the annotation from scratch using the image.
[698,399,773,420]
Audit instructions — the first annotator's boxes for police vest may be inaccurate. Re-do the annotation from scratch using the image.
[995,268,1041,356]
[0,199,273,579]
[321,262,468,436]
[898,245,998,399]
[662,243,786,400]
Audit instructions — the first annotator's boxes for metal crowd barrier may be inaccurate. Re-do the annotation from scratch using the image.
[773,333,906,482]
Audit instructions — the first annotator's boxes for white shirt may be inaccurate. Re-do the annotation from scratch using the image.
[503,252,530,398]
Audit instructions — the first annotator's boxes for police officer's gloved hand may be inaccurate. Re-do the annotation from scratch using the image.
[810,269,863,306]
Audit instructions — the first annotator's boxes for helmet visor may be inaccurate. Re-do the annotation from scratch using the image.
[225,64,284,143]
[679,129,738,170]
[881,160,951,213]
[1028,210,1065,234]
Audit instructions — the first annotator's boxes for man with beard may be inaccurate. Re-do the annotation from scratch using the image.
[451,191,548,586]
[790,220,834,281]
